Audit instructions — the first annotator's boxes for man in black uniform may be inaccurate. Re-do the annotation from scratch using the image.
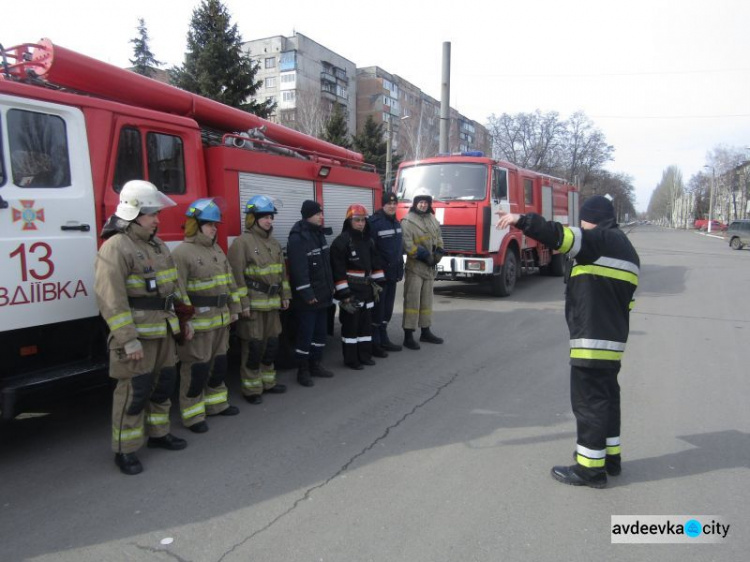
[497,195,639,489]
[287,200,336,386]
[368,191,404,354]
[330,204,385,369]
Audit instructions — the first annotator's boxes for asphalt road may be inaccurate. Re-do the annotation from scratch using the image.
[1,225,748,562]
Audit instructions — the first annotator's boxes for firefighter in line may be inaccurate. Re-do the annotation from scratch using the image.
[330,204,386,369]
[496,195,639,489]
[172,198,241,434]
[287,200,336,386]
[94,180,191,476]
[368,191,404,354]
[401,187,445,350]
[228,195,291,404]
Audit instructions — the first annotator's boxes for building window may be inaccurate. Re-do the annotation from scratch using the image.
[280,51,296,71]
[265,77,276,88]
[280,72,296,83]
[264,57,276,69]
[282,90,296,102]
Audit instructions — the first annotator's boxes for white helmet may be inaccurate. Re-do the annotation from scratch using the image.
[116,180,177,221]
[412,187,433,201]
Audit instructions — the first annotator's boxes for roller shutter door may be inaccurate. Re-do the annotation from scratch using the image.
[238,173,314,250]
[322,183,377,244]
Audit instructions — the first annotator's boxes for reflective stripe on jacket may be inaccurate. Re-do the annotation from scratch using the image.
[227,224,290,311]
[172,232,241,332]
[95,221,186,345]
[518,213,640,368]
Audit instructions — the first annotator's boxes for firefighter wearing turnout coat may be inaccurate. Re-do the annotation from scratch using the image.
[227,195,291,404]
[94,180,191,476]
[330,204,386,370]
[401,188,445,350]
[172,199,242,434]
[287,200,336,387]
[496,195,640,489]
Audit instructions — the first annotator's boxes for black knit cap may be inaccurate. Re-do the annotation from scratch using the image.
[382,191,398,205]
[301,200,322,219]
[580,195,615,225]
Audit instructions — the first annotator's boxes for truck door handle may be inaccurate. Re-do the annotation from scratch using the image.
[0,195,9,209]
[61,224,91,232]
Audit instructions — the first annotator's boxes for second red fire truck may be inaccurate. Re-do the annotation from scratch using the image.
[395,153,579,296]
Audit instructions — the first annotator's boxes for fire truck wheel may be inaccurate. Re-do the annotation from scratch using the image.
[549,253,565,276]
[491,251,517,297]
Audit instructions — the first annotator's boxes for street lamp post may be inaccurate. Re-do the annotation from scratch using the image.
[704,165,715,233]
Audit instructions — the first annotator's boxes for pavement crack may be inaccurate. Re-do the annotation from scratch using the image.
[217,369,461,561]
[133,543,192,562]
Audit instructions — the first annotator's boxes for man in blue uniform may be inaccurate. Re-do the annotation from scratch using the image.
[368,191,404,354]
[287,200,336,386]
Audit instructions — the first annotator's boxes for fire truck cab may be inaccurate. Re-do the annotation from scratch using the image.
[395,153,578,296]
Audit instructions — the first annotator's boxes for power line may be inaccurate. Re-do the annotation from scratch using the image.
[460,68,750,79]
[591,113,750,119]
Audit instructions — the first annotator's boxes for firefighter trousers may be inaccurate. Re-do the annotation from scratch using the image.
[294,307,328,363]
[570,365,621,469]
[238,310,282,396]
[110,337,177,454]
[340,302,373,365]
[176,327,231,427]
[371,280,398,345]
[402,272,434,330]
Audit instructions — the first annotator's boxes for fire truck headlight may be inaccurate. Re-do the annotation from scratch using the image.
[466,260,485,271]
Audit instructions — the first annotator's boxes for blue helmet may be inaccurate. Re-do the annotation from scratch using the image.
[245,195,278,215]
[186,198,222,223]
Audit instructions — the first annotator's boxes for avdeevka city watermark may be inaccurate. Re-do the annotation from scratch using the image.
[611,516,730,544]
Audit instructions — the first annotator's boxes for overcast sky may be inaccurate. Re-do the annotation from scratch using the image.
[3,0,749,211]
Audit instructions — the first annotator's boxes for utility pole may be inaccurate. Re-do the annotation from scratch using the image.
[439,42,451,154]
[385,118,393,191]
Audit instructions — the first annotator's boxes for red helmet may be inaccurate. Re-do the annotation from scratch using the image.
[345,204,368,219]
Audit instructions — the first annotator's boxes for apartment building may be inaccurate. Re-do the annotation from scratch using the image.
[356,66,491,162]
[243,32,356,138]
[243,33,490,162]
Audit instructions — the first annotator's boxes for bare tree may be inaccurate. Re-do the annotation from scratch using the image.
[488,110,565,173]
[291,86,327,137]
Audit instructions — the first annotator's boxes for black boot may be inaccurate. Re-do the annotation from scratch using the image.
[606,454,621,476]
[420,327,444,344]
[147,434,187,451]
[551,464,607,489]
[115,452,143,475]
[403,329,420,350]
[297,359,314,387]
[310,359,334,378]
[371,344,389,358]
[380,332,402,352]
[572,451,621,477]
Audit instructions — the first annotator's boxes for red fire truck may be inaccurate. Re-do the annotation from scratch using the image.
[0,39,382,420]
[395,152,578,296]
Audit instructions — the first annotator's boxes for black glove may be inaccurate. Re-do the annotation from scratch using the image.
[434,247,446,261]
[416,246,431,264]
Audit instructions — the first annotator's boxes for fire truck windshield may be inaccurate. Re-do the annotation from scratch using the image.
[397,163,488,202]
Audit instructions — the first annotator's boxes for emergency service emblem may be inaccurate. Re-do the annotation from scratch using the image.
[12,200,45,231]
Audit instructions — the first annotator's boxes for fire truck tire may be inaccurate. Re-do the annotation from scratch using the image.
[549,253,565,276]
[491,251,517,297]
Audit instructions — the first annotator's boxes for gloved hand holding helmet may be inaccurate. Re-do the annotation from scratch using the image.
[115,180,176,221]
